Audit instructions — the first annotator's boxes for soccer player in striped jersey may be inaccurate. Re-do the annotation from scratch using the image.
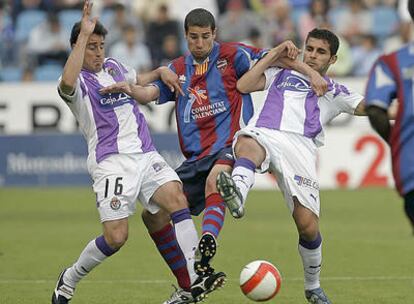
[100,9,327,303]
[51,2,225,304]
[365,0,414,235]
[216,28,368,303]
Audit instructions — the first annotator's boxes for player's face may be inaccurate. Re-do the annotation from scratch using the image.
[82,34,105,73]
[303,37,337,75]
[186,26,216,62]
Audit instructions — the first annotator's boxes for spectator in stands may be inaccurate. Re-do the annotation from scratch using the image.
[26,11,69,67]
[216,0,252,15]
[217,0,264,43]
[109,24,152,73]
[399,0,413,43]
[11,0,52,24]
[326,33,353,77]
[0,1,14,66]
[158,34,181,67]
[334,0,373,45]
[146,4,180,68]
[351,34,382,76]
[263,0,298,46]
[21,66,34,82]
[104,3,144,48]
[55,0,83,10]
[242,27,266,49]
[298,0,331,44]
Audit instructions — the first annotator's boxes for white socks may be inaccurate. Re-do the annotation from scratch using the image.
[63,236,117,288]
[298,242,322,290]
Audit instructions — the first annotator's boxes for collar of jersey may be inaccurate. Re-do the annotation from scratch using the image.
[185,42,219,66]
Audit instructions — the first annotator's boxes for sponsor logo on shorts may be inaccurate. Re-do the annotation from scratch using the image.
[153,162,167,172]
[294,174,319,190]
[310,193,318,202]
[110,196,121,210]
[225,153,234,160]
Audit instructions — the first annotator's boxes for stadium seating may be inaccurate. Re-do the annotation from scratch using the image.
[0,66,22,82]
[15,10,47,42]
[58,9,82,37]
[33,64,62,81]
[371,6,399,41]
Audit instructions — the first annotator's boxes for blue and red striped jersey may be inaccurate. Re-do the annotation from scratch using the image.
[155,42,266,162]
[365,44,414,195]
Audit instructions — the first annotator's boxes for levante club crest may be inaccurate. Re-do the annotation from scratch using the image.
[217,58,228,72]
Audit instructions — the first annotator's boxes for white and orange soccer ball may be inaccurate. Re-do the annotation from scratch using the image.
[239,260,282,302]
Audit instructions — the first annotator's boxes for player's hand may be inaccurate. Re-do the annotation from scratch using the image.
[80,0,97,37]
[309,71,328,97]
[274,40,300,61]
[99,82,132,95]
[159,67,184,96]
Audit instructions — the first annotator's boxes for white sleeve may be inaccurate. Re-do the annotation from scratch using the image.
[124,64,137,85]
[264,67,283,90]
[57,76,82,104]
[333,85,364,115]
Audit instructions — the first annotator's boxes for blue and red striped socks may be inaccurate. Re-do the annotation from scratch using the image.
[201,193,226,238]
[150,223,191,290]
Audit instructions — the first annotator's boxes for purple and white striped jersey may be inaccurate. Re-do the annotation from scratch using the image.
[58,57,155,165]
[249,67,363,146]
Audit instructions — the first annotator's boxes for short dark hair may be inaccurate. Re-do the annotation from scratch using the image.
[409,0,414,21]
[184,8,215,33]
[70,21,108,46]
[306,28,339,56]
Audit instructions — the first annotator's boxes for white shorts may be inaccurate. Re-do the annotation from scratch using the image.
[90,152,180,222]
[234,126,320,216]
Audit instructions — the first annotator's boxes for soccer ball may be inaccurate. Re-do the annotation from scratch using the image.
[239,260,282,301]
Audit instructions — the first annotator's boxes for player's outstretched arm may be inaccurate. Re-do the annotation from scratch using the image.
[237,41,294,93]
[136,66,184,96]
[366,105,391,142]
[99,82,160,104]
[60,0,96,95]
[354,100,397,120]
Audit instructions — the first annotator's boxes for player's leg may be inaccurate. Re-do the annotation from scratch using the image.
[403,190,414,234]
[52,154,143,303]
[52,219,126,304]
[292,198,331,304]
[217,135,266,218]
[140,152,225,303]
[142,160,202,296]
[271,131,330,303]
[195,162,231,275]
[151,180,226,303]
[150,181,199,289]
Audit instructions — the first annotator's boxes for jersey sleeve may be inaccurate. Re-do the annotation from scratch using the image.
[152,63,175,104]
[264,67,283,90]
[234,44,268,78]
[57,76,82,104]
[365,57,397,110]
[123,63,137,85]
[332,82,364,114]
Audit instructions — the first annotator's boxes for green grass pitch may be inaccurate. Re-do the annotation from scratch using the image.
[1,188,413,303]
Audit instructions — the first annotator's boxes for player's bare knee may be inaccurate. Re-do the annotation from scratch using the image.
[205,173,218,194]
[142,209,170,232]
[104,230,128,250]
[235,136,265,165]
[293,197,319,240]
[167,191,188,211]
[298,223,319,241]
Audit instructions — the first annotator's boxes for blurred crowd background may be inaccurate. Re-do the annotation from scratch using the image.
[0,0,411,82]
